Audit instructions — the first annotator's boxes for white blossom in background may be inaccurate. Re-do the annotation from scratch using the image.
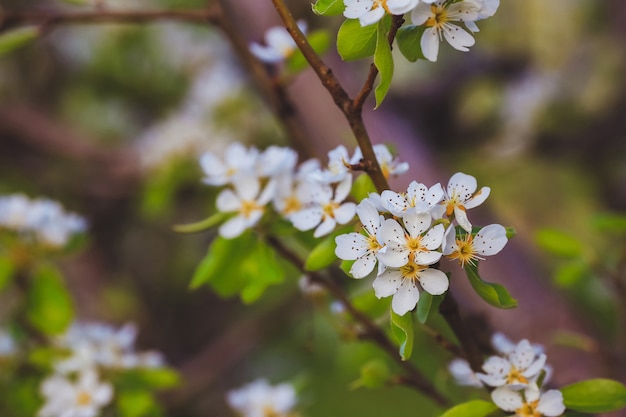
[0,194,86,248]
[256,146,299,179]
[351,144,410,179]
[432,172,491,232]
[250,21,307,63]
[272,159,320,221]
[216,176,276,238]
[492,383,565,417]
[335,200,386,278]
[477,339,547,388]
[309,145,353,184]
[0,329,16,358]
[290,176,356,238]
[344,0,425,27]
[464,0,500,32]
[227,379,297,417]
[201,143,260,186]
[443,223,508,267]
[448,358,482,387]
[38,369,113,417]
[411,0,483,62]
[380,181,444,218]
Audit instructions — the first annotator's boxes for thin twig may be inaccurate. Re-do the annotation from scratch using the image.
[266,236,450,407]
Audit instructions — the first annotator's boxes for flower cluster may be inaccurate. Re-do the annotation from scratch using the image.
[343,0,499,61]
[226,379,298,417]
[38,321,165,417]
[200,142,408,239]
[0,194,86,248]
[449,334,565,417]
[335,172,507,316]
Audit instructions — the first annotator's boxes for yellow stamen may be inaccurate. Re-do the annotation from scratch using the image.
[448,234,479,267]
[515,400,541,417]
[372,0,391,14]
[400,261,426,281]
[76,391,92,406]
[240,200,262,218]
[425,4,447,27]
[506,365,529,385]
[282,196,302,215]
[322,202,339,219]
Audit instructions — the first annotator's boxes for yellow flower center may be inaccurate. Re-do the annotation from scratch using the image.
[367,234,382,252]
[425,4,447,27]
[76,391,92,406]
[282,195,302,215]
[400,260,425,281]
[372,0,391,14]
[448,234,478,267]
[406,234,425,252]
[262,406,281,417]
[240,200,262,219]
[506,365,529,385]
[323,202,339,219]
[515,400,541,417]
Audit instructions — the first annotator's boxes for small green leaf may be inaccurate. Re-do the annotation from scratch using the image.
[561,379,626,413]
[350,174,377,202]
[0,256,15,292]
[464,264,517,309]
[337,19,378,61]
[173,212,227,233]
[351,359,390,389]
[287,30,331,73]
[116,368,180,391]
[591,212,626,233]
[312,0,345,16]
[116,390,157,417]
[396,25,426,62]
[416,292,443,324]
[554,261,588,288]
[505,227,517,239]
[238,243,285,304]
[0,27,39,57]
[534,229,584,258]
[439,400,498,417]
[305,232,340,271]
[390,308,414,361]
[374,20,394,108]
[26,264,74,335]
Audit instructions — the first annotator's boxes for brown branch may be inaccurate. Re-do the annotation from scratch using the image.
[0,8,221,32]
[266,236,450,407]
[270,0,390,194]
[353,15,405,111]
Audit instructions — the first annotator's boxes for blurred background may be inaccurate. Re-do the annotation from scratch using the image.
[0,0,625,415]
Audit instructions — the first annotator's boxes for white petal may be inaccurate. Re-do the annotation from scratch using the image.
[250,43,284,63]
[465,20,480,33]
[448,172,477,199]
[464,186,491,209]
[403,212,431,237]
[377,246,409,268]
[420,26,440,62]
[357,201,381,236]
[314,217,336,237]
[474,224,508,256]
[491,387,523,412]
[482,356,510,379]
[335,233,369,260]
[413,250,442,266]
[334,203,357,224]
[290,207,322,231]
[426,183,445,205]
[233,176,260,201]
[258,179,277,205]
[199,152,226,179]
[359,7,385,26]
[265,27,294,52]
[351,255,377,278]
[491,332,516,354]
[380,218,406,246]
[441,23,475,52]
[334,175,353,203]
[476,372,506,387]
[381,190,408,217]
[442,225,457,255]
[344,0,373,19]
[219,216,248,238]
[422,224,445,249]
[373,269,402,298]
[391,279,420,316]
[536,390,566,416]
[522,354,547,378]
[454,206,472,232]
[216,189,240,212]
[418,268,448,295]
[411,2,432,26]
[510,340,536,370]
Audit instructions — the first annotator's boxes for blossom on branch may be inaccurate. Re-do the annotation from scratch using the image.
[250,21,308,63]
[344,0,425,27]
[227,379,298,417]
[492,383,565,417]
[38,369,113,417]
[443,223,508,267]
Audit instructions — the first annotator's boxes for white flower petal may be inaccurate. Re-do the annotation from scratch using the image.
[290,207,322,231]
[474,224,508,256]
[219,216,248,238]
[448,172,477,198]
[314,217,337,237]
[422,224,445,249]
[377,246,409,268]
[335,233,369,260]
[381,190,408,217]
[411,2,432,26]
[350,255,377,279]
[392,279,420,316]
[420,26,440,62]
[334,175,353,203]
[250,43,284,63]
[373,269,403,298]
[344,0,374,19]
[441,23,475,52]
[360,7,386,26]
[403,212,432,237]
[522,354,547,379]
[482,356,510,378]
[510,339,536,370]
[380,218,406,246]
[491,386,523,412]
[454,206,472,232]
[418,268,449,295]
[465,186,491,209]
[216,189,240,212]
[413,250,443,266]
[357,201,381,236]
[334,203,357,224]
[537,390,566,416]
[233,176,260,201]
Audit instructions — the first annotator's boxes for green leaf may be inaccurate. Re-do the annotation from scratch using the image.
[561,379,626,413]
[390,308,414,361]
[464,264,517,309]
[115,368,180,391]
[0,256,15,292]
[373,20,394,108]
[26,264,74,335]
[312,0,345,16]
[116,390,157,417]
[350,174,377,202]
[337,19,378,61]
[351,359,390,389]
[416,292,443,324]
[534,229,584,258]
[305,233,340,271]
[505,227,517,239]
[172,212,227,233]
[287,30,331,73]
[189,232,257,290]
[238,243,285,304]
[396,25,426,62]
[340,259,356,276]
[554,261,588,288]
[591,212,626,233]
[439,400,498,417]
[0,27,39,57]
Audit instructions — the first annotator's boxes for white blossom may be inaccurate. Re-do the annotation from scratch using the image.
[411,0,482,62]
[344,0,423,27]
[380,181,444,218]
[465,0,500,32]
[227,379,297,417]
[448,358,482,387]
[308,145,353,184]
[38,369,113,417]
[492,383,565,417]
[200,143,259,186]
[351,144,410,179]
[250,21,307,63]
[432,172,490,232]
[477,339,547,389]
[443,223,508,267]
